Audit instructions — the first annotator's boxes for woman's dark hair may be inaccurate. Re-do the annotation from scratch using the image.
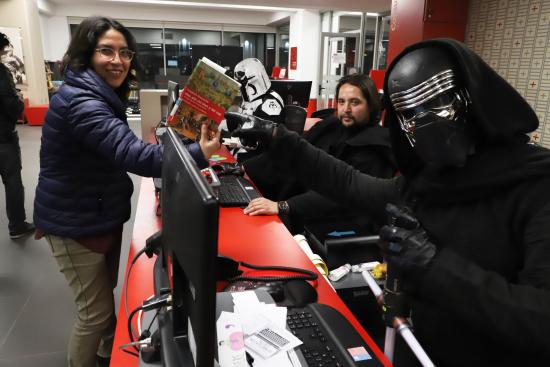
[335,73,382,125]
[0,32,11,50]
[62,16,139,101]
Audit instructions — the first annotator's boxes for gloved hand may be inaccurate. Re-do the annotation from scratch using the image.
[224,112,276,151]
[378,204,437,276]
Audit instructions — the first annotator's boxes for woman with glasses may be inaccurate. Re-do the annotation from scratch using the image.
[34,16,220,367]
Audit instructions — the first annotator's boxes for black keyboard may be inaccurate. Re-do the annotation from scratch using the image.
[288,303,383,367]
[217,175,261,207]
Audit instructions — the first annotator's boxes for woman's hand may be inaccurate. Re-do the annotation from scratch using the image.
[243,197,278,216]
[199,123,221,160]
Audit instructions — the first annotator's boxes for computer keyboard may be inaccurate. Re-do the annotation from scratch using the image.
[288,303,383,367]
[217,175,261,207]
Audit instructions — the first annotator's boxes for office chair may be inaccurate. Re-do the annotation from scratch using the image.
[283,105,307,134]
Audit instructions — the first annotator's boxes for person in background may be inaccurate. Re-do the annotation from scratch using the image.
[0,32,34,239]
[0,40,26,85]
[228,38,550,366]
[243,74,396,246]
[33,16,220,367]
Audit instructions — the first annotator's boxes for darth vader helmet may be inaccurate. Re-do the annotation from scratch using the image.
[387,46,475,169]
[234,58,271,102]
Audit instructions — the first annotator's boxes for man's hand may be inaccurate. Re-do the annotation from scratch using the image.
[198,123,221,160]
[243,197,278,216]
[224,112,275,151]
[378,204,437,276]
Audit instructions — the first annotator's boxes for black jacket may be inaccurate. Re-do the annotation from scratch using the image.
[0,63,24,140]
[245,116,395,235]
[267,39,550,366]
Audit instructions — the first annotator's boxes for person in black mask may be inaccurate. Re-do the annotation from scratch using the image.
[226,38,550,367]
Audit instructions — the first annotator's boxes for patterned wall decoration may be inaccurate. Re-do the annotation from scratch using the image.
[465,0,550,148]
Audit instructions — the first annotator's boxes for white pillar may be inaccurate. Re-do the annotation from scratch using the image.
[288,9,321,99]
[40,15,70,62]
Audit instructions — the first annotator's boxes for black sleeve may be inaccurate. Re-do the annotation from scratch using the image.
[351,147,397,179]
[269,125,401,219]
[0,66,24,120]
[416,200,550,354]
[287,190,346,219]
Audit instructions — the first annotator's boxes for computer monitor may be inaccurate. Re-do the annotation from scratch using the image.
[161,127,219,366]
[166,80,180,122]
[270,80,312,108]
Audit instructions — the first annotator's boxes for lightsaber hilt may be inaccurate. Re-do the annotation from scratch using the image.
[362,270,435,367]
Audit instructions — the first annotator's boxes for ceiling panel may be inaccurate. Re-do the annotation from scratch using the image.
[49,0,391,13]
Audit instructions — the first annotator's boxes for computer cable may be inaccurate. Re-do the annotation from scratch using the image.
[124,246,148,341]
[125,232,165,343]
[118,303,160,358]
[127,294,172,353]
[137,295,156,337]
[230,261,318,283]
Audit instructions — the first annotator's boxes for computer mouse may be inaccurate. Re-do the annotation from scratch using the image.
[224,280,285,303]
[281,280,318,308]
[256,281,285,303]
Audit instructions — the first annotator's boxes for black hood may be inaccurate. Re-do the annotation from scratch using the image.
[382,38,550,203]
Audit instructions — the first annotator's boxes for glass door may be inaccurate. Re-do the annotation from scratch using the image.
[318,32,360,110]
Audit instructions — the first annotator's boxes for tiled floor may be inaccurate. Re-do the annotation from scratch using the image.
[0,121,142,367]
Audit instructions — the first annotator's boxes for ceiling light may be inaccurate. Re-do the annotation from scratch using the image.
[102,0,299,12]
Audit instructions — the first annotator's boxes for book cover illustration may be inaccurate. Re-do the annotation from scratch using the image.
[168,58,241,140]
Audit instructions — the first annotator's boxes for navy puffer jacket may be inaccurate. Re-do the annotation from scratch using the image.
[34,68,207,237]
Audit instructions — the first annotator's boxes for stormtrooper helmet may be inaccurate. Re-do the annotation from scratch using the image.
[234,58,271,102]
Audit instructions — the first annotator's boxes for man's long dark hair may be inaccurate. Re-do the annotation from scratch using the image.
[62,16,139,102]
[335,73,381,125]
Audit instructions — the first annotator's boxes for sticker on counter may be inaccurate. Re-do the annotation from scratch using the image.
[347,346,372,361]
[209,155,227,162]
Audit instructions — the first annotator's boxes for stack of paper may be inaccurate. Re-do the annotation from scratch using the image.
[217,291,303,367]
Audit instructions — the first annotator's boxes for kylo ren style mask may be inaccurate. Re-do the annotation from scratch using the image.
[387,47,475,169]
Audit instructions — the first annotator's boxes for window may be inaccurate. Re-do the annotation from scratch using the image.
[70,23,275,90]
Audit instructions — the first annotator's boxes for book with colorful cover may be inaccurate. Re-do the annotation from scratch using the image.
[167,57,241,140]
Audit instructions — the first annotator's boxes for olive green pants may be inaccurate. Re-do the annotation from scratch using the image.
[47,235,117,367]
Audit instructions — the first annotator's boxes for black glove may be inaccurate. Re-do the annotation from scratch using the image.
[224,112,276,151]
[378,204,437,276]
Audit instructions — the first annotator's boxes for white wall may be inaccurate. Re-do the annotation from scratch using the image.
[0,0,49,105]
[466,0,550,149]
[288,9,321,99]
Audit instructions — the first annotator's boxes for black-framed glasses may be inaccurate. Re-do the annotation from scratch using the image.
[95,47,135,62]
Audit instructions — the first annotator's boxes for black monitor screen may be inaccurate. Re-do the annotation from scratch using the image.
[270,80,312,108]
[166,81,180,122]
[161,128,219,366]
